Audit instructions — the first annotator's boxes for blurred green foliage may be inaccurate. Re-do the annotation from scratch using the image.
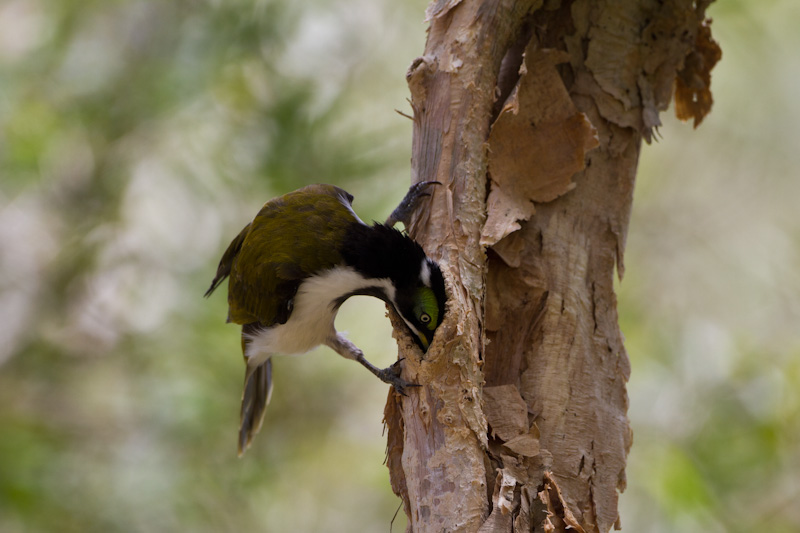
[617,2,800,530]
[1,0,799,532]
[0,0,425,530]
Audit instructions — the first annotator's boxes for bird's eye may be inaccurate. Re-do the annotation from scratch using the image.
[419,312,431,324]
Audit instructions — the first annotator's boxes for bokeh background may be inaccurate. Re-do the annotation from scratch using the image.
[1,0,798,531]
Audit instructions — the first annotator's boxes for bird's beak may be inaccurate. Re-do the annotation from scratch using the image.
[417,334,430,351]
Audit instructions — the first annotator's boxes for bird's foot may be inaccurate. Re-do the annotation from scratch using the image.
[385,181,441,228]
[376,359,421,396]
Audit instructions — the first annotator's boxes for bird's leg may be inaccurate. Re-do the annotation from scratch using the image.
[385,181,441,228]
[325,333,420,396]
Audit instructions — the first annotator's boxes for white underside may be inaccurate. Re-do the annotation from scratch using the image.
[243,266,395,367]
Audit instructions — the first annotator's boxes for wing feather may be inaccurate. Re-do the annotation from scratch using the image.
[225,184,359,326]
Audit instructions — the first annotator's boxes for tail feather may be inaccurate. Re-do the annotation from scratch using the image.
[238,357,273,456]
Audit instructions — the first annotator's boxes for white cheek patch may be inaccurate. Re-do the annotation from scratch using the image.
[420,258,432,287]
[338,193,365,225]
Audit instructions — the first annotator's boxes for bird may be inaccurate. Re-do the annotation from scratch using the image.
[204,182,446,455]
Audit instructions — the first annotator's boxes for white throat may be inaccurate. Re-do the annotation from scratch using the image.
[243,266,395,366]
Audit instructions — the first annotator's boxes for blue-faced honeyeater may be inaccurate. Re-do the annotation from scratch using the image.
[205,183,446,455]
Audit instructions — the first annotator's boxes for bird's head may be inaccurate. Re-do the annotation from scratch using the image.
[341,223,447,351]
[391,257,446,351]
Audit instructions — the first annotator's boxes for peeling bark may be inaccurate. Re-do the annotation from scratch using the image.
[385,1,718,531]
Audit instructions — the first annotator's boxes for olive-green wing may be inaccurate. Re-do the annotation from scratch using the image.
[204,222,251,298]
[226,184,360,326]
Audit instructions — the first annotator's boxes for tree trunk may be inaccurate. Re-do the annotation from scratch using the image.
[384,1,720,532]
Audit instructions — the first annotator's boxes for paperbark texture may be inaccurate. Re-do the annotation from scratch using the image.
[384,1,719,531]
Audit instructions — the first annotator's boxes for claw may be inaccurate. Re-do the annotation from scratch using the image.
[389,375,422,397]
[377,360,420,396]
[385,181,441,228]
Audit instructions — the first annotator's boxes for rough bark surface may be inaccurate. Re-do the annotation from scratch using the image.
[384,1,719,532]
